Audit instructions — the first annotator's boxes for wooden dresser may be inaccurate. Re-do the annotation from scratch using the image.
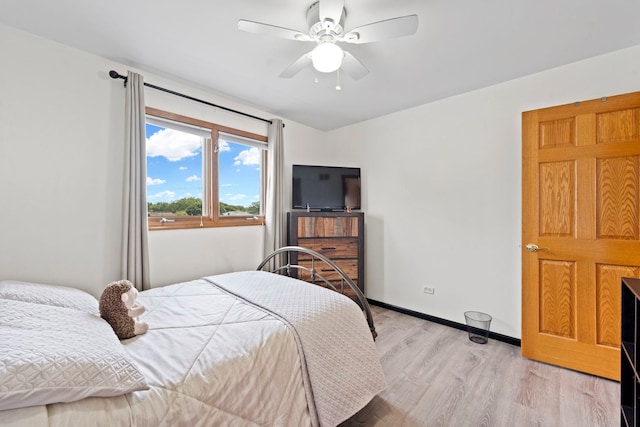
[287,211,364,300]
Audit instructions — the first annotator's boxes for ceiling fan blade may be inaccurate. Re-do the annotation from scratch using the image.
[342,14,418,44]
[341,51,369,80]
[279,52,313,78]
[238,19,310,41]
[319,0,345,28]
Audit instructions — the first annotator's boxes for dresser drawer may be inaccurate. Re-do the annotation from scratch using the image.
[297,216,359,237]
[297,259,359,283]
[297,237,358,259]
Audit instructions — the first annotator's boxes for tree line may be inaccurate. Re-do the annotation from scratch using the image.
[148,197,260,216]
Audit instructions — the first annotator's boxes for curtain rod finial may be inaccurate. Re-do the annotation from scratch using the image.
[109,70,127,87]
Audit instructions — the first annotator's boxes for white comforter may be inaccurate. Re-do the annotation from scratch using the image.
[1,271,385,427]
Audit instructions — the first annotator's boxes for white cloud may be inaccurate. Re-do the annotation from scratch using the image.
[146,128,201,161]
[146,177,166,185]
[221,183,232,188]
[179,166,188,170]
[233,147,260,166]
[185,175,200,182]
[218,140,230,152]
[148,190,176,200]
[227,194,247,201]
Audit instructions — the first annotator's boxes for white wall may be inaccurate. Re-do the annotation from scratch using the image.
[325,44,640,338]
[0,25,124,297]
[0,24,324,296]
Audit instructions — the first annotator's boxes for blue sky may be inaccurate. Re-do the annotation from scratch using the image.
[145,124,261,207]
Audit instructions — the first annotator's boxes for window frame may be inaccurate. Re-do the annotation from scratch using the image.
[145,107,268,231]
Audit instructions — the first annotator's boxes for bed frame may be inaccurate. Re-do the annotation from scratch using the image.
[257,245,377,339]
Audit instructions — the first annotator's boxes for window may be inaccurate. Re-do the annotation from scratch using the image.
[145,107,267,230]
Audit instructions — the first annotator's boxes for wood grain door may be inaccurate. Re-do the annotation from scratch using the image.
[522,92,640,380]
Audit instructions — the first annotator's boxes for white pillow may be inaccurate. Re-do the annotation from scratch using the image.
[0,280,99,314]
[0,299,148,411]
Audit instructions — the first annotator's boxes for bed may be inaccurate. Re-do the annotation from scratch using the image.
[0,247,386,427]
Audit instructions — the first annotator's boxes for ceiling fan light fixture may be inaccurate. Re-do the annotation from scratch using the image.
[312,43,343,73]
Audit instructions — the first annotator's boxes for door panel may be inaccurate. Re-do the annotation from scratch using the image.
[522,92,640,380]
[538,260,576,338]
[596,264,637,348]
[597,156,639,240]
[539,161,575,237]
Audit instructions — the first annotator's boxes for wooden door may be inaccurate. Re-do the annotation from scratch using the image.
[522,92,640,380]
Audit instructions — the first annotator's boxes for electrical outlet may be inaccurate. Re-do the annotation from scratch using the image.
[423,286,435,295]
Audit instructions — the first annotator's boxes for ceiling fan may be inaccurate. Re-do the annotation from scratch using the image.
[238,0,418,80]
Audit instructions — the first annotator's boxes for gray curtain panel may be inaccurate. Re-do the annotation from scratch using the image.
[121,71,150,290]
[263,119,286,260]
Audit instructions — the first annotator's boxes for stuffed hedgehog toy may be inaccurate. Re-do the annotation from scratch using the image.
[99,280,148,340]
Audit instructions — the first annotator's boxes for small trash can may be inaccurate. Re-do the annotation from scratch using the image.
[464,311,492,344]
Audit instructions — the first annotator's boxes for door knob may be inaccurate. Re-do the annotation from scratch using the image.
[525,243,549,253]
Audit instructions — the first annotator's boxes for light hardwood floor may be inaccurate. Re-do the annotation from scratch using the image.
[340,305,619,427]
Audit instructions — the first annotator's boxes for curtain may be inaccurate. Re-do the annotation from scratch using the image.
[263,119,286,259]
[121,71,150,291]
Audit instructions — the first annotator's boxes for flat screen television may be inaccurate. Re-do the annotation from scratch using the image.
[292,164,361,211]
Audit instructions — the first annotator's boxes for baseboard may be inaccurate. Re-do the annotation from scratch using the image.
[367,299,521,347]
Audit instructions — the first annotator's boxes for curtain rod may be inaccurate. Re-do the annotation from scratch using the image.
[109,70,277,126]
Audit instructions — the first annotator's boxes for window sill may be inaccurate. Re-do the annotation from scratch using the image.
[148,217,264,231]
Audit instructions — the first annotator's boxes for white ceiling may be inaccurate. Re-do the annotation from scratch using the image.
[2,0,640,131]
